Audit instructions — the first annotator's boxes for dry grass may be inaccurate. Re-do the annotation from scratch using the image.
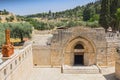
[10,38,21,43]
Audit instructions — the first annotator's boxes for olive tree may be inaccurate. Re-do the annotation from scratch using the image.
[11,22,32,42]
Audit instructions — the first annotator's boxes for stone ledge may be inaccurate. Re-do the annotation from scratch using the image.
[62,65,100,74]
[2,53,17,60]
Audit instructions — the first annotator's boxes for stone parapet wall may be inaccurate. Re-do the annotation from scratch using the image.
[0,44,33,80]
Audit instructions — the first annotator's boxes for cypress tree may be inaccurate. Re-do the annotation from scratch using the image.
[116,8,120,30]
[83,8,91,21]
[99,0,120,30]
[99,0,110,30]
[110,0,119,30]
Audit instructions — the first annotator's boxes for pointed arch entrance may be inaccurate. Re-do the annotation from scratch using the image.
[64,36,96,66]
[74,44,84,65]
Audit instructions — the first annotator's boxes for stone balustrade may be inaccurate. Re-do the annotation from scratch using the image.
[0,44,33,80]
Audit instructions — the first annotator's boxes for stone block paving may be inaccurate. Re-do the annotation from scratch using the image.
[28,67,117,80]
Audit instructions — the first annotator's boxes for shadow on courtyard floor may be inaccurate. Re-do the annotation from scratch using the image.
[104,73,119,80]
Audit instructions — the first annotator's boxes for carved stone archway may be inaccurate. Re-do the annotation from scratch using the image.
[63,36,96,66]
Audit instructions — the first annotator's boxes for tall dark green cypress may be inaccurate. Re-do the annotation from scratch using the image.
[110,0,118,17]
[99,0,120,30]
[83,7,91,21]
[99,0,110,30]
[110,0,119,30]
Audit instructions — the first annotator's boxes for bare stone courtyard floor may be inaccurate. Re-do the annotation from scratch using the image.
[28,67,118,80]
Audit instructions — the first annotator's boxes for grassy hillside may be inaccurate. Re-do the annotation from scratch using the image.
[26,0,101,21]
[23,0,101,30]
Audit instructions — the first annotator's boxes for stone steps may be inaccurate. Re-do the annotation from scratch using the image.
[62,65,100,74]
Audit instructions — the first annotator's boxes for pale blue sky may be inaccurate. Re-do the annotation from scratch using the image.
[0,0,96,15]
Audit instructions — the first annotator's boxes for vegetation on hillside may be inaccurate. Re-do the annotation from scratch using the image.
[0,0,120,47]
[0,9,20,23]
[0,0,118,31]
[24,0,120,31]
[26,1,101,21]
[5,15,14,22]
[23,0,101,30]
[0,9,9,15]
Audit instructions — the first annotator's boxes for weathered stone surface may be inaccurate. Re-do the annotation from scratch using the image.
[33,46,51,66]
[115,60,120,79]
[32,27,119,68]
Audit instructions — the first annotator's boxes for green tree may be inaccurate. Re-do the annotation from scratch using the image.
[48,10,52,19]
[25,18,49,30]
[2,9,9,15]
[11,23,32,42]
[0,17,2,22]
[89,14,99,22]
[6,17,10,22]
[0,23,5,48]
[9,16,14,22]
[83,8,91,21]
[115,8,120,29]
[99,0,110,30]
[110,0,120,30]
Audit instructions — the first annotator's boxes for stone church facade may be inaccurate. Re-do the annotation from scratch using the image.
[33,27,119,68]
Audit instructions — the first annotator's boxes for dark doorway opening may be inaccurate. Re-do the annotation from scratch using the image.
[74,55,84,65]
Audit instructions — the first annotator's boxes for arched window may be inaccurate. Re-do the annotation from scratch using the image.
[74,44,84,49]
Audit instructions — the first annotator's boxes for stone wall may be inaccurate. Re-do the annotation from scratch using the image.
[51,27,111,67]
[32,27,119,67]
[106,41,116,66]
[105,33,120,67]
[115,45,120,79]
[115,59,120,79]
[0,44,33,80]
[32,45,51,67]
[51,48,62,67]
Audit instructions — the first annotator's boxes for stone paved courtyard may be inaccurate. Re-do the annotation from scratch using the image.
[28,67,118,80]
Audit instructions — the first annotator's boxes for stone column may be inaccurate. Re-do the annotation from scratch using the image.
[2,29,14,57]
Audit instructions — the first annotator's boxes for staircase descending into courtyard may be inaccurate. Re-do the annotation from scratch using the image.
[62,65,100,74]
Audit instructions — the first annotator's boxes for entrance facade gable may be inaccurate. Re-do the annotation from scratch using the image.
[63,36,96,66]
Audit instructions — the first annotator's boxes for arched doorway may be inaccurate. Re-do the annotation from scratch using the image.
[64,36,96,66]
[74,44,84,65]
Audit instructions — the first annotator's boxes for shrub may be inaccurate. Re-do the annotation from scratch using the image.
[86,21,99,28]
